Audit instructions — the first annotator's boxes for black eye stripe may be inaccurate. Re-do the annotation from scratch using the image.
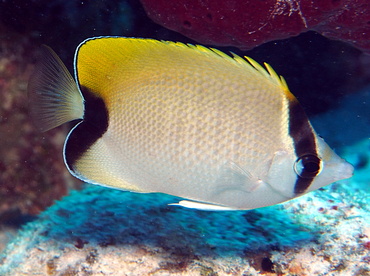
[288,99,320,195]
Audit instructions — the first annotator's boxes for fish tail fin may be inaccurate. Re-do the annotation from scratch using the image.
[28,45,84,132]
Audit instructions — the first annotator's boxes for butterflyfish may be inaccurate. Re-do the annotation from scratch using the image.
[28,37,354,211]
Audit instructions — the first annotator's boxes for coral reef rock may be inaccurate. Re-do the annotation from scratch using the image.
[0,26,80,222]
[140,0,370,53]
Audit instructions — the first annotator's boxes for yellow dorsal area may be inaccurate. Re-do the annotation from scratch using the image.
[74,37,294,105]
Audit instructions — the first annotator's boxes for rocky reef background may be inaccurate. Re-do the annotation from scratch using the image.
[0,0,369,275]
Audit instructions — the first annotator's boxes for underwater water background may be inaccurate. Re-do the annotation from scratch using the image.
[0,1,369,275]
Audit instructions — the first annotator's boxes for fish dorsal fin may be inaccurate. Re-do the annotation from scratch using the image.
[28,45,84,132]
[187,43,288,91]
[190,44,290,91]
[74,37,291,103]
[243,56,290,92]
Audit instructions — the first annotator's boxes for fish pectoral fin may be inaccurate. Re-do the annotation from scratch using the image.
[169,200,237,211]
[215,160,262,194]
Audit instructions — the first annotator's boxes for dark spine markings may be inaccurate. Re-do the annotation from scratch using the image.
[288,99,318,194]
[65,86,109,169]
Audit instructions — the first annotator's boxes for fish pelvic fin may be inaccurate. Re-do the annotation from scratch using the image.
[28,45,84,132]
[169,200,238,211]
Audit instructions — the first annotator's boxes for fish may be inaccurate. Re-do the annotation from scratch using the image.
[28,37,354,211]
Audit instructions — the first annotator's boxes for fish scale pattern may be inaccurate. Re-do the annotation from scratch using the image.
[99,47,288,199]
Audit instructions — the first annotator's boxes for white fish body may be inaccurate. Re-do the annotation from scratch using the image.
[28,37,354,210]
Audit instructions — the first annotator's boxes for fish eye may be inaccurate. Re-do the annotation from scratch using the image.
[294,154,322,178]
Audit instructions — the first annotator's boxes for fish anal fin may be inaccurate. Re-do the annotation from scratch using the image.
[65,130,144,193]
